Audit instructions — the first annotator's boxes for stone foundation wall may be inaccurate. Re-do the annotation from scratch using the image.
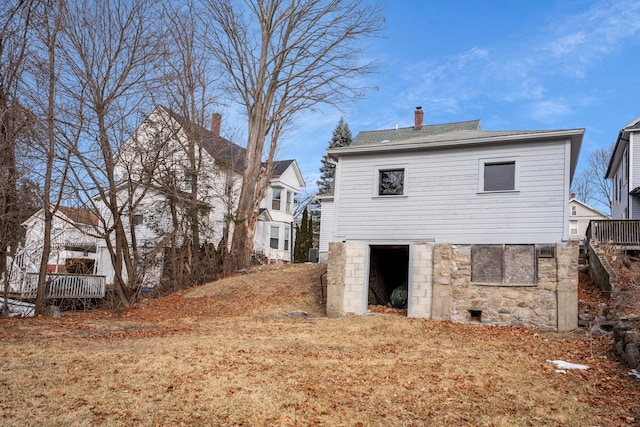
[326,241,578,331]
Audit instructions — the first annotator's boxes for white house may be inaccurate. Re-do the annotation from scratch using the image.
[322,107,584,331]
[568,196,609,242]
[20,206,99,275]
[94,106,303,287]
[606,115,640,219]
[8,206,101,296]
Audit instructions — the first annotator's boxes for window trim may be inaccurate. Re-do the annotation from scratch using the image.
[373,164,408,198]
[271,188,282,211]
[269,225,280,250]
[478,157,519,193]
[569,220,578,236]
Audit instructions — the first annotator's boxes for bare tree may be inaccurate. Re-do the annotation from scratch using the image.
[59,0,163,308]
[571,144,613,213]
[27,0,73,314]
[202,0,384,270]
[0,0,38,312]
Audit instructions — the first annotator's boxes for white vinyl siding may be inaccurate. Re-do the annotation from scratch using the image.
[334,139,569,244]
[318,198,335,260]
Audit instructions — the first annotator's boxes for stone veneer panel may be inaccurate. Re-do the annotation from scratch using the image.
[326,242,346,317]
[431,243,453,320]
[556,242,578,331]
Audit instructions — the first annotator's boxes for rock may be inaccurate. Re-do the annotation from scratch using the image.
[624,343,640,369]
[42,305,61,318]
[388,283,408,309]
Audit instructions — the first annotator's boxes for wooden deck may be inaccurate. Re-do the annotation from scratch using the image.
[19,273,106,299]
[586,220,640,248]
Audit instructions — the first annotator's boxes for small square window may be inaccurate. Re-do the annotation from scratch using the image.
[379,169,404,196]
[133,214,143,226]
[484,162,515,191]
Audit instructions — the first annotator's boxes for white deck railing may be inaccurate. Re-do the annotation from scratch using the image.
[21,273,106,299]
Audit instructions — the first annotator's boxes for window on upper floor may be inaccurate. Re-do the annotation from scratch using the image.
[133,214,143,226]
[272,188,282,210]
[571,205,577,216]
[378,169,405,196]
[481,161,517,192]
[286,191,293,213]
[270,226,279,249]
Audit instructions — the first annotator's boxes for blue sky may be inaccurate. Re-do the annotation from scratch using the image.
[271,0,640,198]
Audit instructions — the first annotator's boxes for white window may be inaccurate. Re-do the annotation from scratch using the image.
[571,205,577,216]
[569,221,578,236]
[286,191,293,213]
[284,225,290,251]
[272,188,282,210]
[270,226,279,250]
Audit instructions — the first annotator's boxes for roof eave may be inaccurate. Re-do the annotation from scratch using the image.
[329,129,584,157]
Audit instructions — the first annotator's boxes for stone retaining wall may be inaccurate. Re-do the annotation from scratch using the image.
[587,240,619,298]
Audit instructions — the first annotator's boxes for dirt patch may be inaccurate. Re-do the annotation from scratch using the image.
[0,263,639,426]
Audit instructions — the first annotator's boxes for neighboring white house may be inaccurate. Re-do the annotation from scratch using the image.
[8,206,100,295]
[255,160,304,263]
[20,206,99,275]
[93,106,303,287]
[606,115,640,219]
[322,107,584,331]
[567,196,609,242]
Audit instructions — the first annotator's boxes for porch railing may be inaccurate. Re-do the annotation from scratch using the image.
[586,220,640,246]
[20,273,106,299]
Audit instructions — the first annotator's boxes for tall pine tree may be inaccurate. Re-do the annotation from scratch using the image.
[317,118,352,195]
[294,207,314,262]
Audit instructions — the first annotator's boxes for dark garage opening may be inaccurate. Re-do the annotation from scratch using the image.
[368,245,409,310]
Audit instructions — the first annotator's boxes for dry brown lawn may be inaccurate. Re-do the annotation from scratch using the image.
[1,263,639,426]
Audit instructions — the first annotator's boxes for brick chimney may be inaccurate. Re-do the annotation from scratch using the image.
[571,192,575,199]
[211,112,221,135]
[414,106,423,130]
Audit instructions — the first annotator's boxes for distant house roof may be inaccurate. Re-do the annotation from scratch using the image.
[606,115,640,179]
[272,160,294,177]
[350,119,481,146]
[569,198,610,218]
[58,206,99,226]
[160,106,247,172]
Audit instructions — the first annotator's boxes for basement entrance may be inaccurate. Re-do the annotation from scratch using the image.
[368,245,409,311]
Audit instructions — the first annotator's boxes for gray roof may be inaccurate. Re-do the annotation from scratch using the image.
[272,159,294,177]
[351,119,481,146]
[162,106,246,172]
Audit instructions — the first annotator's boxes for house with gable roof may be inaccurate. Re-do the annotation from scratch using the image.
[93,105,304,287]
[568,196,609,242]
[606,115,640,220]
[20,206,100,275]
[321,107,584,331]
